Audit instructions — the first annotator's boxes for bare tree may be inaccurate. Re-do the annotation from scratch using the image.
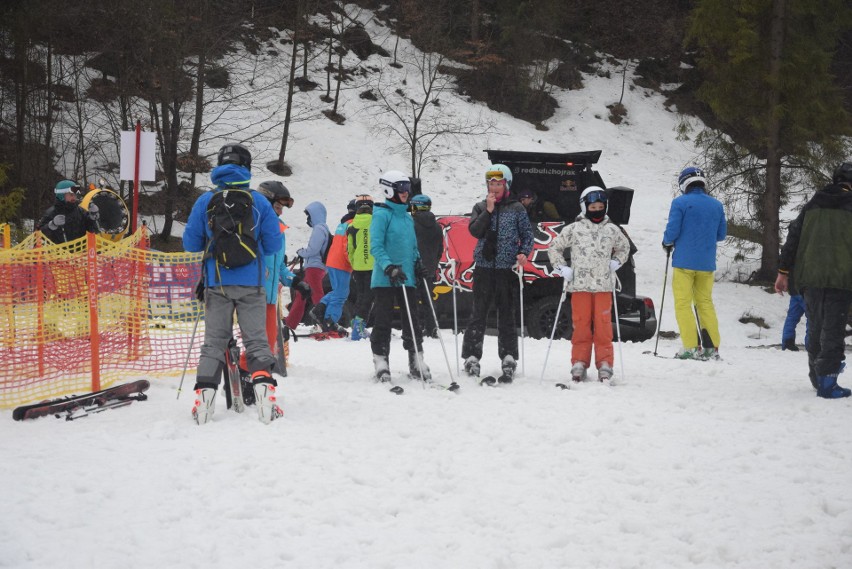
[372,51,493,177]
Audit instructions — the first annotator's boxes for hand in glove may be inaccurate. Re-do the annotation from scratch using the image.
[296,248,306,259]
[294,280,312,299]
[558,266,574,282]
[384,264,407,287]
[662,241,673,254]
[609,260,621,273]
[194,277,205,303]
[414,260,429,281]
[87,203,100,221]
[48,214,66,231]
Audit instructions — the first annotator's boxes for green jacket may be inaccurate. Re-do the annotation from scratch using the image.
[347,211,374,271]
[779,183,852,291]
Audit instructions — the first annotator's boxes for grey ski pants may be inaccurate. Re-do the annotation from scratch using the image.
[196,285,274,386]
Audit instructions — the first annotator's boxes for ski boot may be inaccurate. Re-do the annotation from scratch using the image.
[373,353,391,383]
[310,303,328,329]
[498,355,516,384]
[192,386,217,425]
[701,347,720,361]
[350,317,366,341]
[251,371,283,424]
[464,356,481,378]
[598,363,614,383]
[674,347,701,360]
[816,365,851,399]
[408,351,432,382]
[322,318,348,338]
[570,362,587,382]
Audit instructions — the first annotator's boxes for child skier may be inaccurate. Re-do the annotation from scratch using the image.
[547,187,629,382]
[347,195,375,340]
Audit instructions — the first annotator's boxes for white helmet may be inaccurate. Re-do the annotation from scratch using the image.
[379,170,412,200]
[485,164,513,190]
[579,186,608,215]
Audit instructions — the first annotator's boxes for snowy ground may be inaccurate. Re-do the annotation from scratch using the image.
[2,11,851,569]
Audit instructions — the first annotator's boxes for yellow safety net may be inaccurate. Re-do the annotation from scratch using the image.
[0,228,204,409]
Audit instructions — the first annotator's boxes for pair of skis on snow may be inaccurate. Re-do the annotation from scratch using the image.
[12,379,150,421]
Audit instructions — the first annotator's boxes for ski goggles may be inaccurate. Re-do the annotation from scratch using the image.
[485,170,506,182]
[380,179,411,193]
[583,190,608,204]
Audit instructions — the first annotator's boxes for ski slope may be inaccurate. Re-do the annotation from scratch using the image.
[2,12,850,569]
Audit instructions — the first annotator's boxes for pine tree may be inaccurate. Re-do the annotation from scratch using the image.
[687,0,852,280]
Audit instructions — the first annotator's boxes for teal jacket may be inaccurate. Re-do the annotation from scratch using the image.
[369,200,420,288]
[263,222,295,304]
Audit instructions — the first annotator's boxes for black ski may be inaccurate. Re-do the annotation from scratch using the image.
[13,379,150,421]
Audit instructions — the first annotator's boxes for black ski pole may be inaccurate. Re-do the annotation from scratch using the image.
[653,249,672,356]
[176,307,204,399]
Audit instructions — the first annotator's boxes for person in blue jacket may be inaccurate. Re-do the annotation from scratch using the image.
[662,166,727,360]
[182,143,284,425]
[370,170,431,384]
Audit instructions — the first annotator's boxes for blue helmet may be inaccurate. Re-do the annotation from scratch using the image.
[409,194,432,211]
[678,166,707,193]
[55,179,80,200]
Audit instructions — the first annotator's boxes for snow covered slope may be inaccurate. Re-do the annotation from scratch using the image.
[2,12,849,569]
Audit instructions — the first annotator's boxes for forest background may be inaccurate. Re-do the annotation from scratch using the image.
[0,0,850,280]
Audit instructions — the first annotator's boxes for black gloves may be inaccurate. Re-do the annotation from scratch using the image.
[385,264,407,287]
[662,241,673,254]
[294,280,312,299]
[194,277,205,302]
[414,260,429,281]
[87,203,100,221]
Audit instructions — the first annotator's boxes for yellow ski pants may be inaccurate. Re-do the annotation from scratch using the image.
[672,268,720,349]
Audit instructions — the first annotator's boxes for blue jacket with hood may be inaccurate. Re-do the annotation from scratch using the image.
[662,186,726,271]
[183,164,283,287]
[263,222,296,304]
[297,201,330,270]
[370,199,421,288]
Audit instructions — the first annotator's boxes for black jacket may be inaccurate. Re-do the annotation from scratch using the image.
[412,211,444,277]
[37,200,97,243]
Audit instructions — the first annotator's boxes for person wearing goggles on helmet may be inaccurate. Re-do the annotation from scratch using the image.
[409,194,444,338]
[461,164,535,383]
[662,166,726,361]
[547,187,630,383]
[37,180,99,243]
[370,170,432,384]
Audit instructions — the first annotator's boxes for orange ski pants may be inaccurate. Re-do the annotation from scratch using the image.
[570,291,613,369]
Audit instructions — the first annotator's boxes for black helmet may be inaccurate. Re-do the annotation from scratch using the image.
[217,143,252,168]
[832,162,852,185]
[347,199,357,213]
[257,180,292,207]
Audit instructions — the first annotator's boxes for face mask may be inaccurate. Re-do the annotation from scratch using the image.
[585,209,605,223]
[305,211,312,227]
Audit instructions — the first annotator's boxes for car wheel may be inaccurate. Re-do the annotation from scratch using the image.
[526,295,572,340]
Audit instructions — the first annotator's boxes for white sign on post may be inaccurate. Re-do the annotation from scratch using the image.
[119,131,157,181]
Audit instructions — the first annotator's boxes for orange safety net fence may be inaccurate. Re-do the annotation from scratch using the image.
[0,228,204,409]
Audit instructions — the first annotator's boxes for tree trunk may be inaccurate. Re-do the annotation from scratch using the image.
[159,100,181,240]
[278,4,301,163]
[470,0,480,43]
[759,0,786,280]
[13,31,27,189]
[190,50,207,188]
